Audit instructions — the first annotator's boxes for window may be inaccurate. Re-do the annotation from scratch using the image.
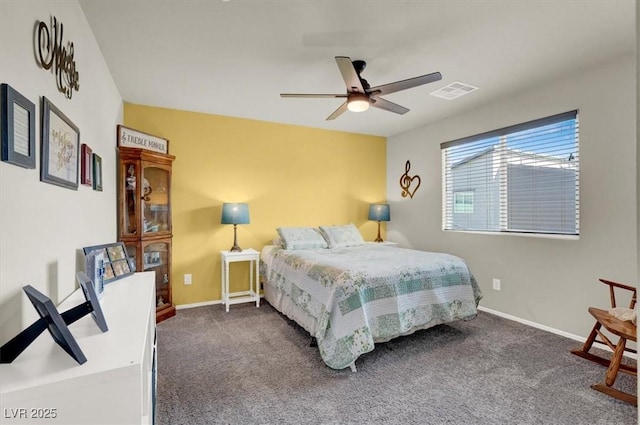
[441,111,579,235]
[453,191,474,213]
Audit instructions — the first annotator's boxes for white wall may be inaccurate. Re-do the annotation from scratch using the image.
[0,1,122,344]
[387,53,637,338]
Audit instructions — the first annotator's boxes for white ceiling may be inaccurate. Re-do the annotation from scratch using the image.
[79,0,635,137]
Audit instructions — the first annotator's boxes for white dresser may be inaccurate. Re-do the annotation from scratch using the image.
[0,272,156,424]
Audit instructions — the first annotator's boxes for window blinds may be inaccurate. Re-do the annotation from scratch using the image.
[441,110,579,235]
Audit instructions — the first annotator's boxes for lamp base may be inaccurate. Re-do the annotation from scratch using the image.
[230,224,243,252]
[374,221,384,243]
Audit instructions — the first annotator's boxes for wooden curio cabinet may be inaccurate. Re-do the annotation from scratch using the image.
[117,147,176,322]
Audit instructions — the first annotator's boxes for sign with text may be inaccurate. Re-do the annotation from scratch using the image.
[117,125,168,154]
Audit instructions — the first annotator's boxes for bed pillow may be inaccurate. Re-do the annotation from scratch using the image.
[319,224,365,248]
[276,227,328,250]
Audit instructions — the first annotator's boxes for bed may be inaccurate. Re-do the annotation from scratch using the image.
[261,225,482,371]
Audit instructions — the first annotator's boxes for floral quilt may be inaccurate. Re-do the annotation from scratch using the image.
[261,244,482,370]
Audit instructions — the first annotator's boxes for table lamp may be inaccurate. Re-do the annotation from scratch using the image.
[368,204,390,242]
[221,203,250,252]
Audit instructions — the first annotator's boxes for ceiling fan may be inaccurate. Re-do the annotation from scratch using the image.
[280,56,442,120]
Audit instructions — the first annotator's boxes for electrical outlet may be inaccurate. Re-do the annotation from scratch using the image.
[184,274,192,285]
[492,278,501,291]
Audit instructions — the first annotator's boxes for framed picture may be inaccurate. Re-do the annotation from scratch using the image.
[1,83,36,168]
[75,271,108,332]
[107,244,125,260]
[41,97,79,190]
[80,144,93,186]
[85,249,105,298]
[0,285,88,365]
[92,153,103,191]
[83,242,134,285]
[112,259,131,277]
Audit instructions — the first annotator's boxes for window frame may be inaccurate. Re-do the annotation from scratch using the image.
[441,110,579,237]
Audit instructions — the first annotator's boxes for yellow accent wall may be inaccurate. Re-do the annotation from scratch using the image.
[124,103,386,306]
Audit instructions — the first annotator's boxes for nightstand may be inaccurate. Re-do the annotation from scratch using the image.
[220,248,260,312]
[368,241,399,247]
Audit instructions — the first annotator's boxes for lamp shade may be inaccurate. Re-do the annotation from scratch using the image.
[368,204,390,222]
[221,203,250,225]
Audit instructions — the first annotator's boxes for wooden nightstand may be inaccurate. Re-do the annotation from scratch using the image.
[220,249,260,312]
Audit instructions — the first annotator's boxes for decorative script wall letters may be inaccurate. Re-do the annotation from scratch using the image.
[36,16,80,99]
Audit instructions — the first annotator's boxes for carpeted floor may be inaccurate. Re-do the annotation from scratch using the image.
[156,302,637,425]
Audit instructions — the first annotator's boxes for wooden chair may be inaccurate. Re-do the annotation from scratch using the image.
[571,278,637,405]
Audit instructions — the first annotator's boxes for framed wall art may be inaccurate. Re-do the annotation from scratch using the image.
[1,83,36,168]
[80,143,93,186]
[93,153,103,191]
[41,96,79,190]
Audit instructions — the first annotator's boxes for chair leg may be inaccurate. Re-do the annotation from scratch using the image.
[571,323,637,374]
[571,323,608,366]
[605,337,627,387]
[591,337,638,406]
[591,383,638,406]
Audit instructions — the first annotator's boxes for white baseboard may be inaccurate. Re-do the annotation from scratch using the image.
[478,306,637,359]
[175,300,221,310]
[176,294,264,310]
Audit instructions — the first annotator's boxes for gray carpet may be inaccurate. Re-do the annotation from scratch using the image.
[156,302,637,425]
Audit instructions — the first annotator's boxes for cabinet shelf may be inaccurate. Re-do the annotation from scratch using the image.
[144,262,163,271]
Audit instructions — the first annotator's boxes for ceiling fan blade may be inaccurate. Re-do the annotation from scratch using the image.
[335,56,365,93]
[280,93,347,98]
[326,101,349,120]
[367,72,442,96]
[370,97,409,115]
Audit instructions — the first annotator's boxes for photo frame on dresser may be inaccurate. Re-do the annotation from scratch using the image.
[83,242,134,285]
[74,272,109,332]
[0,285,87,365]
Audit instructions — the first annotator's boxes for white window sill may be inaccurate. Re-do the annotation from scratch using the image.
[443,229,579,240]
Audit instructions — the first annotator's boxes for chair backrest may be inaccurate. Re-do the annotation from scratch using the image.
[599,278,637,309]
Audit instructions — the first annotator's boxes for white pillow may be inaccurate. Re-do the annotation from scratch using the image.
[276,227,328,250]
[319,224,365,248]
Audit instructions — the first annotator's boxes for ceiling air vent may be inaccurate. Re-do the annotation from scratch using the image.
[430,82,478,100]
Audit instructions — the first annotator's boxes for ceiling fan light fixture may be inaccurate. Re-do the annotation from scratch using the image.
[281,57,441,120]
[347,93,370,112]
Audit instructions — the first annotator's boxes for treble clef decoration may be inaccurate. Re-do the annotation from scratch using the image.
[399,160,421,199]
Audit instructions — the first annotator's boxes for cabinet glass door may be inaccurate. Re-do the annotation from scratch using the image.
[144,241,170,309]
[122,162,140,236]
[125,244,140,272]
[142,166,170,234]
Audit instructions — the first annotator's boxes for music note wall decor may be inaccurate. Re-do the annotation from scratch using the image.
[399,160,421,199]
